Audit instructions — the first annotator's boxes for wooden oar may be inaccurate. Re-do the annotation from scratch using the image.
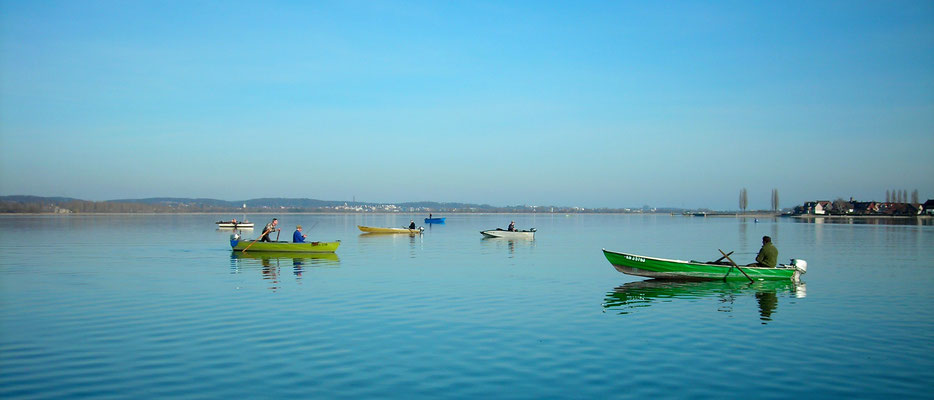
[719,249,754,283]
[712,250,733,263]
[241,228,271,253]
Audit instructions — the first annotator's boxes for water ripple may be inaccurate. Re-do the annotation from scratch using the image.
[1,214,933,398]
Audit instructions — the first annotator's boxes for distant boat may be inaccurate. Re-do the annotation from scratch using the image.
[480,228,535,239]
[602,249,807,281]
[358,225,424,234]
[230,238,339,253]
[424,217,446,224]
[216,219,254,229]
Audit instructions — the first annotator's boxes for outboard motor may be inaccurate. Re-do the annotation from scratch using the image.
[791,259,807,273]
[791,259,807,281]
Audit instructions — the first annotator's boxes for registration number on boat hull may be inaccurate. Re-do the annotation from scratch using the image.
[625,255,646,263]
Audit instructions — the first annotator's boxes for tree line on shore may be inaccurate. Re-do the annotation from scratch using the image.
[738,188,781,213]
[0,198,175,213]
[886,189,919,204]
[736,188,928,216]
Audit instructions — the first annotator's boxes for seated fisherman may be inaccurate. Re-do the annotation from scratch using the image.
[293,225,306,243]
[747,236,778,268]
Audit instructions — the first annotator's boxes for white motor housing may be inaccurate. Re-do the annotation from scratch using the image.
[791,259,807,274]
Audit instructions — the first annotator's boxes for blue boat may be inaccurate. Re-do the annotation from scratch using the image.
[424,217,446,224]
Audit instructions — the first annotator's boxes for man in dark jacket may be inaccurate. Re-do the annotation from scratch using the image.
[748,236,778,268]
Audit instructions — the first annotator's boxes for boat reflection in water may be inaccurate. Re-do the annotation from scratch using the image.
[604,279,806,323]
[230,251,340,290]
[480,237,535,257]
[357,231,424,257]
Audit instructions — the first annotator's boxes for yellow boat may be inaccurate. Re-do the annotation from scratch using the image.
[357,225,424,234]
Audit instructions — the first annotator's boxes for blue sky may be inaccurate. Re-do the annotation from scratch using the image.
[1,1,932,209]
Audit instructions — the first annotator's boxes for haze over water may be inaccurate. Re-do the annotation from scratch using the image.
[1,214,932,398]
[3,2,932,207]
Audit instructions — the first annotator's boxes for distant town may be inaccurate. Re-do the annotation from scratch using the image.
[1,195,932,217]
[792,199,934,217]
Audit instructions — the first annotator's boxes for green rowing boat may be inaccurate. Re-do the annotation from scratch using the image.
[602,248,807,281]
[231,238,340,253]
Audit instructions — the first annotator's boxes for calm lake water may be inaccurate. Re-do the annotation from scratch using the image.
[1,214,932,399]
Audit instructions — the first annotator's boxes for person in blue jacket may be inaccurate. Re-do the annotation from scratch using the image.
[292,225,306,243]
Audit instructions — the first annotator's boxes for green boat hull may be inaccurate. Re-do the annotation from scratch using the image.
[602,249,803,281]
[231,239,340,253]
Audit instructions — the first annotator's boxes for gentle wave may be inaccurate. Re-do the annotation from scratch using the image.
[1,214,933,398]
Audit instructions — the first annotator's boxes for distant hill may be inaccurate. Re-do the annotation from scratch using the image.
[0,195,673,214]
[397,201,497,209]
[0,195,502,213]
[112,197,372,208]
[110,197,241,207]
[1,195,173,213]
[243,198,342,208]
[1,195,83,203]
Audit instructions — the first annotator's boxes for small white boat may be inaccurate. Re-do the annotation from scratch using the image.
[480,228,536,239]
[216,220,254,229]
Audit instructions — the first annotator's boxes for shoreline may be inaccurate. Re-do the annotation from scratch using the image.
[687,212,781,218]
[789,214,931,219]
[1,211,929,219]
